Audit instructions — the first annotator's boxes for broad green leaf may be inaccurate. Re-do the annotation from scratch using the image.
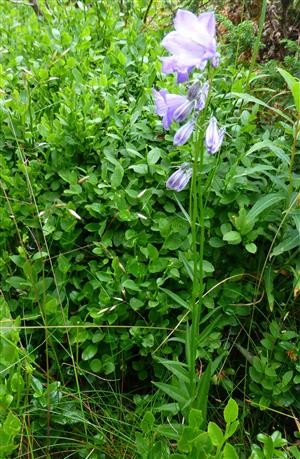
[223,443,239,459]
[245,139,289,164]
[178,252,194,281]
[222,231,242,245]
[271,430,287,447]
[278,68,300,113]
[269,321,280,338]
[153,382,189,405]
[282,370,293,385]
[90,359,102,372]
[122,279,140,291]
[58,170,77,184]
[129,164,148,174]
[141,411,155,433]
[188,409,203,429]
[289,446,300,459]
[262,435,274,458]
[250,444,265,459]
[203,260,215,273]
[271,231,300,257]
[232,164,274,178]
[264,266,274,312]
[6,276,30,289]
[154,357,190,384]
[192,431,213,454]
[135,431,149,457]
[153,403,180,415]
[156,423,185,441]
[224,398,238,424]
[247,193,285,223]
[177,426,196,453]
[3,412,21,436]
[82,344,98,361]
[228,92,293,123]
[36,277,53,295]
[159,288,189,310]
[147,148,161,165]
[246,243,257,254]
[149,440,170,459]
[111,163,124,188]
[194,361,211,425]
[208,421,223,447]
[225,420,239,439]
[9,255,26,268]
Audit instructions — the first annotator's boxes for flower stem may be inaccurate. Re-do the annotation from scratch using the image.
[289,111,300,197]
[189,118,205,382]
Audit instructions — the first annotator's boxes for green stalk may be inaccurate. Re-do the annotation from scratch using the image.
[189,120,205,382]
[289,111,300,196]
[188,72,214,384]
[188,132,198,377]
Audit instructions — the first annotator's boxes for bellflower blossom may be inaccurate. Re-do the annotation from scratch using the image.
[151,9,224,192]
[205,116,225,154]
[166,163,192,192]
[161,9,217,83]
[195,82,209,110]
[174,120,195,146]
[153,88,190,129]
[153,81,209,142]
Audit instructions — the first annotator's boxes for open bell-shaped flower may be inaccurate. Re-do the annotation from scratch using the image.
[205,116,224,154]
[166,163,192,192]
[161,10,217,83]
[153,88,189,129]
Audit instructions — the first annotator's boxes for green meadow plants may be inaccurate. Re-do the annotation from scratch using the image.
[0,0,300,457]
[136,398,240,459]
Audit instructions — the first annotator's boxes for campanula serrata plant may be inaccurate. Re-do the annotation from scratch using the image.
[152,8,225,425]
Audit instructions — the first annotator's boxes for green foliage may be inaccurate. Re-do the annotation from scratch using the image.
[217,14,256,56]
[250,431,294,459]
[137,398,239,458]
[278,68,300,113]
[249,320,300,409]
[0,296,22,458]
[0,0,299,457]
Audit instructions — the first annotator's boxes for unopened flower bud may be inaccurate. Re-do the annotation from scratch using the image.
[173,99,194,122]
[173,120,195,146]
[205,116,225,154]
[211,52,220,68]
[166,163,192,192]
[196,82,209,111]
[187,81,201,100]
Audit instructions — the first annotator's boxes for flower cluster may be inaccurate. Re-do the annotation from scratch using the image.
[153,9,225,192]
[153,81,209,146]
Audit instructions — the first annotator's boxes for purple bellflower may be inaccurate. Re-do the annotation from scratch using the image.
[174,119,195,146]
[205,116,224,154]
[187,81,201,100]
[166,163,192,191]
[161,9,217,82]
[153,88,191,129]
[211,52,220,68]
[173,99,194,122]
[196,81,209,110]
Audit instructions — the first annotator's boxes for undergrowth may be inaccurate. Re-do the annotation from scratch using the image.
[0,0,299,457]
